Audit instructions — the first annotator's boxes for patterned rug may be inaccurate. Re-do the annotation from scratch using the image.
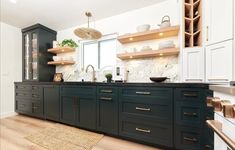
[25,124,104,150]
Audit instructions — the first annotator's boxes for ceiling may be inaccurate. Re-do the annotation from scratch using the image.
[1,0,166,31]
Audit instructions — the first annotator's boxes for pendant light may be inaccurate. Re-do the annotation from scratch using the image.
[74,12,102,40]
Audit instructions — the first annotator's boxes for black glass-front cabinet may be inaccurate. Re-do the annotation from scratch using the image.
[22,24,57,82]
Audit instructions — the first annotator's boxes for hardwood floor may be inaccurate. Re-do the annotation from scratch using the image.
[0,115,160,150]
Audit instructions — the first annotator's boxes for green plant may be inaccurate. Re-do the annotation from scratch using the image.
[105,73,112,79]
[61,39,78,48]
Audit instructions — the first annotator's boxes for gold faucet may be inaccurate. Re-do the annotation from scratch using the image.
[85,64,96,82]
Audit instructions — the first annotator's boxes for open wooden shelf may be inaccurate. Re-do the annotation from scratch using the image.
[207,120,235,150]
[47,60,75,65]
[117,26,180,44]
[184,0,202,47]
[117,48,179,60]
[48,47,75,54]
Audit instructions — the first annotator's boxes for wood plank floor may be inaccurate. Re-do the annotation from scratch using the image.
[0,115,160,150]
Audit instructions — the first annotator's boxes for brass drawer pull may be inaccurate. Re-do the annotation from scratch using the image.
[135,107,151,111]
[100,97,112,101]
[101,90,112,93]
[183,112,198,117]
[183,137,198,142]
[135,127,151,133]
[136,91,151,95]
[183,93,198,97]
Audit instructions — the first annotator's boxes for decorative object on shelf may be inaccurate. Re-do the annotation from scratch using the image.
[53,41,59,48]
[140,46,152,51]
[74,12,102,40]
[136,24,150,32]
[206,97,215,107]
[150,77,169,83]
[222,100,234,118]
[53,73,64,82]
[117,26,179,44]
[158,15,171,28]
[105,73,113,83]
[53,56,61,61]
[212,97,222,111]
[60,39,78,48]
[158,40,175,49]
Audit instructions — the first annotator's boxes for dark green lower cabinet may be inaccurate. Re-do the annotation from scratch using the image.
[15,83,214,150]
[60,96,78,125]
[60,86,97,130]
[44,85,60,121]
[97,87,118,135]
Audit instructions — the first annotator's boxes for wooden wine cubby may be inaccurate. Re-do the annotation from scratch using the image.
[184,0,202,47]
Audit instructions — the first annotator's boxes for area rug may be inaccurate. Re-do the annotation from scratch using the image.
[25,124,104,150]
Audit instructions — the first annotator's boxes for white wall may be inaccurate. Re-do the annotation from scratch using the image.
[57,0,181,82]
[0,22,22,118]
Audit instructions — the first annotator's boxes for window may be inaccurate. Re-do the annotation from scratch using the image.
[82,38,117,70]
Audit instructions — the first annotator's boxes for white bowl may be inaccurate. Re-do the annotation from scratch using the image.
[159,41,175,49]
[53,56,61,61]
[136,24,150,32]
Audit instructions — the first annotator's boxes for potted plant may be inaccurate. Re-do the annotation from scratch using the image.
[60,39,78,48]
[105,73,113,83]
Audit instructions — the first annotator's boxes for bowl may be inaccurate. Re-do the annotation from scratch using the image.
[53,56,61,61]
[150,77,169,82]
[136,24,150,32]
[159,41,175,49]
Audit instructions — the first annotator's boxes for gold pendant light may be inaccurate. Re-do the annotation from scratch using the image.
[74,12,102,40]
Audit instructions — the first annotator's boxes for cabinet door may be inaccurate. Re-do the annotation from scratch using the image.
[60,96,78,125]
[78,96,96,130]
[23,33,32,81]
[97,87,118,135]
[206,40,233,82]
[204,0,233,45]
[44,85,60,121]
[182,48,204,82]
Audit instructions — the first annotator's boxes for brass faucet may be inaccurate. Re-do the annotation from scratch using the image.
[85,64,96,82]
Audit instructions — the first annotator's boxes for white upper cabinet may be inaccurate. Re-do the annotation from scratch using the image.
[182,47,205,82]
[204,0,234,45]
[206,40,233,82]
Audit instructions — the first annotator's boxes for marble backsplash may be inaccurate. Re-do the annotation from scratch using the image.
[57,55,179,83]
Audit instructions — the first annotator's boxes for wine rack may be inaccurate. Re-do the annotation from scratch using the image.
[184,0,202,47]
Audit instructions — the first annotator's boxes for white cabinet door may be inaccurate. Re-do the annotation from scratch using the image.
[206,40,233,82]
[182,47,204,82]
[204,0,233,45]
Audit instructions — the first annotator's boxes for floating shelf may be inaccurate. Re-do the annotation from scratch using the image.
[48,47,75,54]
[117,26,180,44]
[47,60,75,65]
[117,48,179,60]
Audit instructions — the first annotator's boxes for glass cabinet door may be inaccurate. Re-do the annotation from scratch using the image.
[24,34,31,80]
[32,33,38,80]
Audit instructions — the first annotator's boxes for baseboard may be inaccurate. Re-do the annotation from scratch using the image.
[0,111,17,119]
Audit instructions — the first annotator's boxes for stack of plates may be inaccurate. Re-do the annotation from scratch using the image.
[159,41,175,49]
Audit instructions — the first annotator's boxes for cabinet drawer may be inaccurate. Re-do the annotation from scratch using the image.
[16,100,31,113]
[121,101,172,123]
[98,86,118,95]
[15,84,31,91]
[175,88,203,103]
[120,87,172,99]
[119,117,173,147]
[61,86,96,97]
[175,126,201,150]
[175,103,203,127]
[32,102,43,117]
[15,91,32,99]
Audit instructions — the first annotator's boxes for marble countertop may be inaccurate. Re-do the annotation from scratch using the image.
[209,85,235,95]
